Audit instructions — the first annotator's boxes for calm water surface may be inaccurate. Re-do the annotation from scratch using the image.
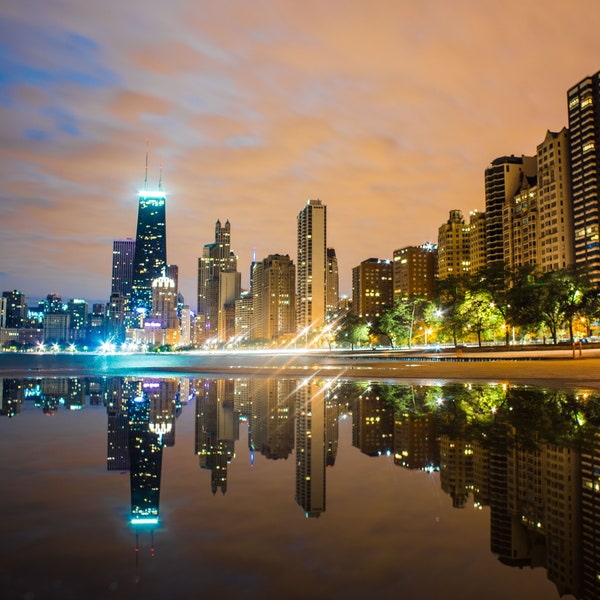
[1,373,597,600]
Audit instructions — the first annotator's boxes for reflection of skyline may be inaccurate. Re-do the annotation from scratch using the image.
[4,376,600,598]
[295,379,340,518]
[251,379,295,461]
[128,385,163,525]
[295,380,327,518]
[195,379,239,495]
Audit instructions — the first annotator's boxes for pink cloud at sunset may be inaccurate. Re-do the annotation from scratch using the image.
[2,0,600,305]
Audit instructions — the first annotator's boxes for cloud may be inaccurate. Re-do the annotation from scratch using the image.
[2,0,600,303]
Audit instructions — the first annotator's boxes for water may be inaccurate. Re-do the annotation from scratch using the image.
[1,372,596,600]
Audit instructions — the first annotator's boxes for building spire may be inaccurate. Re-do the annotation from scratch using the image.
[144,141,149,190]
[158,162,163,190]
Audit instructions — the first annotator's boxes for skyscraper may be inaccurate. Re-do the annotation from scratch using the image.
[392,244,437,301]
[326,248,339,318]
[537,128,573,272]
[149,272,179,345]
[297,199,327,332]
[437,210,470,279]
[197,219,239,343]
[111,238,135,297]
[1,290,27,328]
[568,72,600,282]
[351,258,393,319]
[130,190,167,320]
[484,156,536,265]
[295,380,327,518]
[252,254,296,341]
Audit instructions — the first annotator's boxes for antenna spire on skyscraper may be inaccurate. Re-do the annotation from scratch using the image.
[159,162,163,190]
[144,141,149,190]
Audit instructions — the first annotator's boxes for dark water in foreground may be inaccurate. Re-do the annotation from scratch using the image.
[1,371,598,599]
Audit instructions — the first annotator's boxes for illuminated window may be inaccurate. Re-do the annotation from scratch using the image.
[583,141,595,153]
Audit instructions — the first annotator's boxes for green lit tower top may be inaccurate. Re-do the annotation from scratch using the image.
[130,184,167,319]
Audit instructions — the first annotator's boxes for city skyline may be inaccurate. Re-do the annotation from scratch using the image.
[3,2,600,304]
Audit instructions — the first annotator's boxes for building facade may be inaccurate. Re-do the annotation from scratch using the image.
[111,238,135,298]
[252,254,296,342]
[197,219,239,343]
[537,128,574,272]
[392,244,437,301]
[468,210,487,274]
[502,173,538,270]
[568,72,600,282]
[297,199,327,332]
[130,190,167,320]
[485,156,537,265]
[437,210,471,280]
[351,258,393,319]
[326,247,339,318]
[1,290,27,328]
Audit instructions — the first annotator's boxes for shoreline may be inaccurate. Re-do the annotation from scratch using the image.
[1,347,600,389]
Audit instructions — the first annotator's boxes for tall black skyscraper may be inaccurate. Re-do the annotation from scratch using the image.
[112,238,136,297]
[130,190,167,320]
[1,290,27,328]
[128,388,163,524]
[568,71,600,283]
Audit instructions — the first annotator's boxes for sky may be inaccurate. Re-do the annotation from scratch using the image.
[2,1,600,307]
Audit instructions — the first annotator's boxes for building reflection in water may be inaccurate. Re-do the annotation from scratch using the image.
[4,376,600,599]
[195,379,239,494]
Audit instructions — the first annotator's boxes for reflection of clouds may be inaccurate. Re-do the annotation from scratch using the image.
[2,2,600,302]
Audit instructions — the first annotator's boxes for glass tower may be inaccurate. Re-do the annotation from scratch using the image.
[130,191,167,320]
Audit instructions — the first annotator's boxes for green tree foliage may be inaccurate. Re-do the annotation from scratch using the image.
[433,275,470,346]
[336,313,370,350]
[376,300,414,348]
[456,290,504,347]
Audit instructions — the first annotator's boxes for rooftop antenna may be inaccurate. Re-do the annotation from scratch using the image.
[158,162,163,190]
[144,141,149,190]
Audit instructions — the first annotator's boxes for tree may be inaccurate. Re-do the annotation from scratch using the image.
[433,275,470,347]
[376,300,415,348]
[336,313,370,350]
[473,261,514,346]
[580,285,600,336]
[456,290,503,347]
[533,268,589,344]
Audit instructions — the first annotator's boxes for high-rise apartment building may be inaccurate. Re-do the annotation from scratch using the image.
[252,254,296,341]
[130,190,167,319]
[351,258,393,319]
[197,219,239,342]
[1,290,27,328]
[537,128,573,272]
[468,210,486,274]
[297,199,327,332]
[150,274,178,330]
[568,72,600,282]
[485,156,537,265]
[67,298,88,342]
[0,297,6,329]
[295,380,327,518]
[502,172,538,270]
[437,210,471,280]
[217,270,241,344]
[392,244,437,301]
[234,294,254,341]
[581,431,600,599]
[326,248,339,317]
[111,238,135,297]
